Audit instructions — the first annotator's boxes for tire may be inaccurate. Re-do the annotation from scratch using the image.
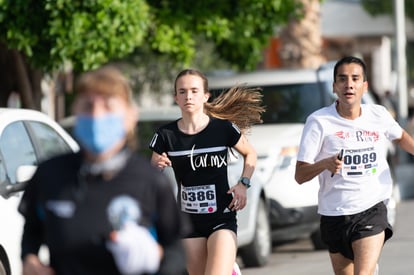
[0,245,10,275]
[238,199,271,267]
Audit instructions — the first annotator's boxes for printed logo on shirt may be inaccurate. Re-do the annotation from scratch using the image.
[46,200,76,218]
[169,144,228,171]
[335,130,379,142]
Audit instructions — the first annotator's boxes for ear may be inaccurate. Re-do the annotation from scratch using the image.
[204,92,211,102]
[363,81,369,93]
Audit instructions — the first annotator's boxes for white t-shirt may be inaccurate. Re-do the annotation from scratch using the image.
[297,103,403,216]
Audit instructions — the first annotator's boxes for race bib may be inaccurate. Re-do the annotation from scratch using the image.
[341,147,378,177]
[180,184,217,214]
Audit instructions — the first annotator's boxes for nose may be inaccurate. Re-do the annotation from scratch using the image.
[184,90,192,100]
[344,77,354,89]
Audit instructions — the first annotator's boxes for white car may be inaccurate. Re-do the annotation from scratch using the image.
[0,108,79,275]
[208,62,399,249]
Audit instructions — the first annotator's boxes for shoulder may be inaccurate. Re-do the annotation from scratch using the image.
[306,104,334,123]
[362,103,388,114]
[210,117,241,135]
[157,120,179,132]
[209,117,229,127]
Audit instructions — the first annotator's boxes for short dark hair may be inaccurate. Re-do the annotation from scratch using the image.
[333,56,367,81]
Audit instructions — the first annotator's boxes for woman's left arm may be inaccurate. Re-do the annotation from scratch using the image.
[227,134,257,211]
[233,134,257,179]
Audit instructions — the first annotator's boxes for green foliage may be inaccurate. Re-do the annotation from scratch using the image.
[0,0,150,72]
[361,0,414,21]
[147,0,300,70]
[0,0,298,73]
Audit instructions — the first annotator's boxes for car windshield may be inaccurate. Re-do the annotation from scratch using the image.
[261,82,328,124]
[211,82,335,125]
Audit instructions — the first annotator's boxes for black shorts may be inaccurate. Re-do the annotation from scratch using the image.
[320,201,393,260]
[185,213,237,238]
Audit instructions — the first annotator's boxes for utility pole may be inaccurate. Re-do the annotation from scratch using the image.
[394,0,408,163]
[394,0,408,122]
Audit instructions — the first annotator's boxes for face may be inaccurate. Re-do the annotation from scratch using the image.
[333,63,368,107]
[73,92,138,156]
[174,74,210,114]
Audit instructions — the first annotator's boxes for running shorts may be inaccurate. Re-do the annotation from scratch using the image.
[320,201,393,260]
[185,213,237,238]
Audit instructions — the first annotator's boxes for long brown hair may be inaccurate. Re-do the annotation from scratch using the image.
[175,69,265,134]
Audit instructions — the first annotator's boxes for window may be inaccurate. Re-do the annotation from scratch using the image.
[27,121,72,162]
[261,83,325,124]
[0,122,37,184]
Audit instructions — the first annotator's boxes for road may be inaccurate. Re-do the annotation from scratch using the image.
[240,199,414,275]
[239,163,414,275]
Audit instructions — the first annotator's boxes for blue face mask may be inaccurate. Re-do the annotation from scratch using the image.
[74,114,126,154]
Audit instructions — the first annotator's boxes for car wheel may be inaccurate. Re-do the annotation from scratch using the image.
[238,199,271,267]
[0,245,10,275]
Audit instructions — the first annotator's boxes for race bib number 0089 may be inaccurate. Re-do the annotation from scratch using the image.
[341,147,378,177]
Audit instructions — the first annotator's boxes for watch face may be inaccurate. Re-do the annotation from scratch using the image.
[240,177,250,187]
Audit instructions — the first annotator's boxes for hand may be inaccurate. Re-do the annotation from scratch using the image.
[23,254,55,275]
[107,222,162,274]
[328,153,342,176]
[154,152,172,171]
[227,183,247,211]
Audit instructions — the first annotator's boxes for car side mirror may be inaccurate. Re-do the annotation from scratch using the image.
[0,165,37,199]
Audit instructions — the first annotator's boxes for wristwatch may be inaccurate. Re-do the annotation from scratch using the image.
[239,177,251,188]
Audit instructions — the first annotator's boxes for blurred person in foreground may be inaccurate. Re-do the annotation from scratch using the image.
[295,56,414,275]
[18,66,187,275]
[149,69,264,275]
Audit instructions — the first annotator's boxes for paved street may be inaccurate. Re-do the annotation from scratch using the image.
[240,162,414,275]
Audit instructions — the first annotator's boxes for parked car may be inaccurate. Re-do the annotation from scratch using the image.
[0,108,80,275]
[60,108,273,268]
[207,62,399,249]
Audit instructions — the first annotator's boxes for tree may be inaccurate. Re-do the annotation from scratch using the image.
[0,0,299,111]
[278,0,325,69]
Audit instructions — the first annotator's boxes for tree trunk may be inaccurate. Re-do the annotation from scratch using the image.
[278,0,325,69]
[12,49,36,109]
[0,42,42,110]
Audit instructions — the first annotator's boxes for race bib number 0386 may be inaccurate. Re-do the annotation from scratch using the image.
[181,184,217,214]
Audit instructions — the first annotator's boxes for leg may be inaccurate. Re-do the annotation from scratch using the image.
[329,252,354,275]
[183,237,208,275]
[352,231,385,275]
[205,229,237,275]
